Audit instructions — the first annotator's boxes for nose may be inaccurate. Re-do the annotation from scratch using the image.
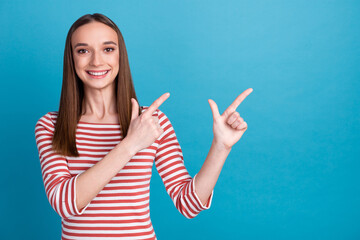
[89,50,103,66]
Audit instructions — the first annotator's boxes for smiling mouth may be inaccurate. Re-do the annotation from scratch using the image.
[86,70,110,76]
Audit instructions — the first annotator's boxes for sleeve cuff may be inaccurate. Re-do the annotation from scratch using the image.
[190,174,214,210]
[73,174,91,215]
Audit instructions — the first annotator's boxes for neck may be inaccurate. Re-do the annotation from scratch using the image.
[81,84,117,120]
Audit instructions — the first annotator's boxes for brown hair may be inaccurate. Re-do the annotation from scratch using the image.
[52,13,141,157]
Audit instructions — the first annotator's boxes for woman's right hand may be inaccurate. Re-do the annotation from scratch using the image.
[124,92,170,155]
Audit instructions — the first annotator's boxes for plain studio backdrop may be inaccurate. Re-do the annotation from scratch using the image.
[1,0,359,239]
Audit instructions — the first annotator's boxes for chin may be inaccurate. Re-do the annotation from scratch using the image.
[83,79,116,90]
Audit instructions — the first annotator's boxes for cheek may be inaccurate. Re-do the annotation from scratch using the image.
[73,56,86,70]
[72,57,88,79]
[111,55,120,71]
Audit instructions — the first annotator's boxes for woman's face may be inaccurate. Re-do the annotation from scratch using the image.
[71,21,119,91]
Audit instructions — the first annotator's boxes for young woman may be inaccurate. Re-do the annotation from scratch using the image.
[35,13,253,240]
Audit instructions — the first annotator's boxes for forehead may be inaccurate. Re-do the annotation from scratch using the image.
[71,22,118,45]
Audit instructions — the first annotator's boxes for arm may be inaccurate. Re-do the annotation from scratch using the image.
[35,94,169,218]
[35,113,136,218]
[194,88,253,205]
[74,139,135,211]
[154,109,214,219]
[194,140,231,206]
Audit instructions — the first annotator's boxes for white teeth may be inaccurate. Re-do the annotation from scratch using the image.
[88,70,108,76]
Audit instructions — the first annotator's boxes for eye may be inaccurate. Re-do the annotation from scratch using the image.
[105,47,114,52]
[77,49,88,54]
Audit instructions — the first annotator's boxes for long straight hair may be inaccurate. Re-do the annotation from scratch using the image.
[52,13,141,157]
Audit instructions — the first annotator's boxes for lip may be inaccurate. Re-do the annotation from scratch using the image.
[86,69,110,79]
[87,69,110,72]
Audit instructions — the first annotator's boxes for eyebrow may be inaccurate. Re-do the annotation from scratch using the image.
[73,41,117,48]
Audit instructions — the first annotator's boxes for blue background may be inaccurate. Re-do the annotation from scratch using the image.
[1,0,359,239]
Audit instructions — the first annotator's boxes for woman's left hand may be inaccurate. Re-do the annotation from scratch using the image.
[208,88,253,151]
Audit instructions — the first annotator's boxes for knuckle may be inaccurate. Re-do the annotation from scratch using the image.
[232,121,239,128]
[238,122,248,130]
[228,115,235,121]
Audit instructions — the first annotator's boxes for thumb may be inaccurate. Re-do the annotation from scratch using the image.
[208,99,220,119]
[131,98,139,121]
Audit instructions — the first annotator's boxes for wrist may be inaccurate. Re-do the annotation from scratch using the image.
[212,139,232,153]
[119,137,138,157]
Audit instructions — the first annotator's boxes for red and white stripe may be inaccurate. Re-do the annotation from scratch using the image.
[35,108,213,240]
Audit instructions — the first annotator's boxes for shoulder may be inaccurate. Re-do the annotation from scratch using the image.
[140,106,173,131]
[140,106,168,120]
[35,111,58,133]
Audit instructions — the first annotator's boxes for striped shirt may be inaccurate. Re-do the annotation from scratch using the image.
[34,107,213,240]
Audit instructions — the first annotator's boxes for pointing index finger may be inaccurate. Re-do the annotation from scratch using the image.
[143,92,170,117]
[223,88,253,115]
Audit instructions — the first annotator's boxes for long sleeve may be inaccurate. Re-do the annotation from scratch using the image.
[34,112,90,219]
[153,109,214,219]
